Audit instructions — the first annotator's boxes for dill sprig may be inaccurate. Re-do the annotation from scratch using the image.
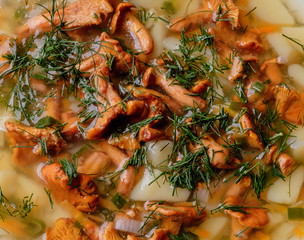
[211,201,267,214]
[59,156,78,185]
[161,26,229,89]
[125,115,163,138]
[168,147,219,192]
[136,8,155,25]
[0,188,36,219]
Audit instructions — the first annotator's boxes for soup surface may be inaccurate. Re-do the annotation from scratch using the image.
[1,0,304,239]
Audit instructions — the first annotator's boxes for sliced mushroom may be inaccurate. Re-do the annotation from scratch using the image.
[86,66,124,140]
[6,121,67,156]
[41,163,99,213]
[146,202,206,226]
[225,196,269,229]
[46,218,90,240]
[111,3,153,54]
[80,32,135,75]
[240,113,264,150]
[260,57,285,85]
[169,0,240,33]
[16,0,114,38]
[236,28,264,55]
[155,72,207,110]
[264,145,295,176]
[272,85,304,124]
[126,85,182,114]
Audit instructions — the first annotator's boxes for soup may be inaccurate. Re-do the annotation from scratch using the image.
[0,0,304,239]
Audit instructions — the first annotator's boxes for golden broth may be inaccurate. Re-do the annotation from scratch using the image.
[0,0,304,240]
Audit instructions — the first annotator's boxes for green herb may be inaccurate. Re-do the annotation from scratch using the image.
[0,188,37,219]
[233,80,248,103]
[216,2,233,23]
[93,13,99,19]
[127,146,149,171]
[288,208,304,220]
[235,226,250,238]
[125,115,163,138]
[59,157,78,185]
[44,188,54,209]
[245,6,257,16]
[168,146,219,193]
[136,8,155,25]
[252,81,265,94]
[111,193,127,209]
[229,102,243,112]
[169,231,199,240]
[162,1,176,14]
[283,34,304,51]
[211,201,266,214]
[161,26,229,89]
[23,218,46,236]
[35,116,61,129]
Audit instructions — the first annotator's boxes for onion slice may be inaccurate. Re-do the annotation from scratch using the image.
[114,217,143,234]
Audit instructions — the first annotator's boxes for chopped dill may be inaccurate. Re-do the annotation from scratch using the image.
[59,157,78,185]
[0,188,37,219]
[43,188,54,209]
[136,8,155,25]
[161,26,229,89]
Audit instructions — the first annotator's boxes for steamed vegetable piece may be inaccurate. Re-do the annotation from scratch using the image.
[248,0,295,25]
[282,27,304,52]
[284,0,304,24]
[288,64,304,88]
[289,126,304,162]
[129,169,191,201]
[145,140,173,167]
[267,166,304,204]
[266,33,299,63]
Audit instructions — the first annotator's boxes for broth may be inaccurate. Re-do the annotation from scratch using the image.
[0,0,304,239]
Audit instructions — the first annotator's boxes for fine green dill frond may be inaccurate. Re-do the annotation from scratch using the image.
[211,201,267,214]
[59,157,78,185]
[125,115,163,138]
[0,188,37,219]
[282,34,304,51]
[136,8,155,25]
[233,80,248,103]
[168,147,219,193]
[161,26,228,89]
[169,231,199,240]
[43,188,54,209]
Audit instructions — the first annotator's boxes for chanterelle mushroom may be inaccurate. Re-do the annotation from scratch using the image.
[16,0,113,38]
[110,3,154,54]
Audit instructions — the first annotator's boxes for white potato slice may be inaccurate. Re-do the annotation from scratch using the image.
[284,0,304,24]
[145,140,173,167]
[288,64,304,87]
[270,222,295,240]
[288,126,304,162]
[195,216,229,240]
[267,166,304,204]
[248,0,294,25]
[266,33,299,63]
[17,174,50,209]
[281,27,304,52]
[163,36,180,51]
[150,17,168,58]
[129,169,191,202]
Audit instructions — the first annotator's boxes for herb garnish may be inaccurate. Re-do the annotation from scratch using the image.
[59,157,78,185]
